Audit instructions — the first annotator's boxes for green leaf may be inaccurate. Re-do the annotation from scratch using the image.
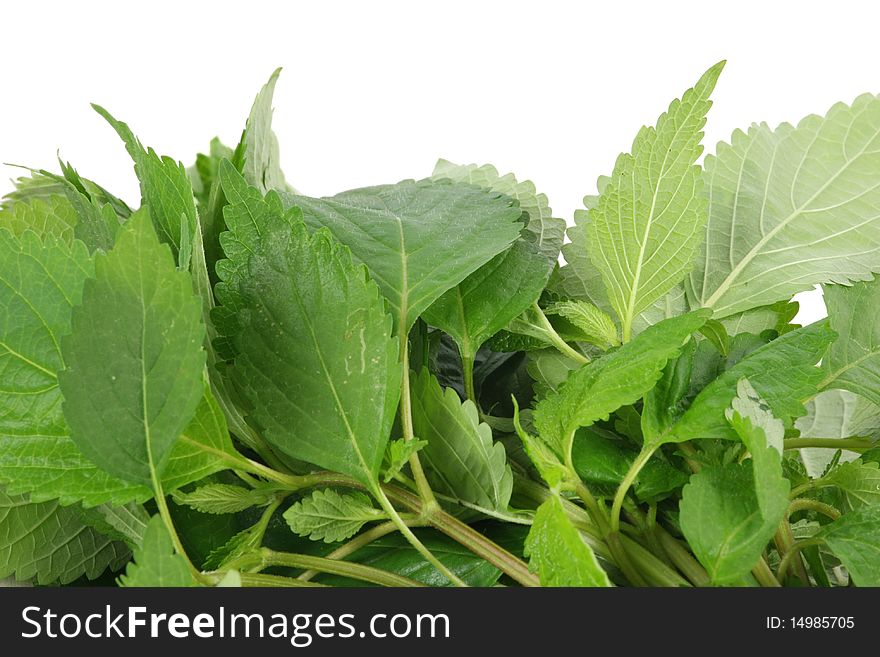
[410,369,513,512]
[59,209,206,486]
[190,138,235,209]
[680,382,790,584]
[544,300,619,349]
[824,461,880,511]
[822,277,880,405]
[317,529,504,587]
[228,212,400,487]
[284,178,523,336]
[815,505,880,586]
[284,489,384,543]
[92,105,198,263]
[526,350,580,398]
[383,438,427,483]
[689,94,880,318]
[524,495,611,586]
[173,484,273,515]
[571,429,688,501]
[719,301,800,337]
[423,161,565,356]
[512,398,570,491]
[118,515,196,587]
[587,62,723,339]
[0,489,128,585]
[0,195,77,243]
[238,68,290,195]
[534,310,709,461]
[81,502,150,549]
[641,340,696,441]
[666,321,834,445]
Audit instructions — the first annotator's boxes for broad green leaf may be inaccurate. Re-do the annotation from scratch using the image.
[526,350,580,399]
[680,384,790,584]
[719,301,800,337]
[0,489,128,585]
[0,195,77,243]
[382,438,427,483]
[524,495,611,587]
[822,277,880,405]
[284,179,523,336]
[92,105,198,263]
[587,62,723,339]
[173,484,273,515]
[665,321,834,445]
[118,515,196,587]
[423,161,565,356]
[534,310,709,460]
[2,170,70,210]
[81,502,150,548]
[823,461,880,511]
[689,94,880,318]
[229,217,400,487]
[318,529,504,588]
[410,369,513,512]
[284,490,384,543]
[238,68,290,195]
[544,300,619,350]
[571,429,687,501]
[795,389,880,477]
[815,504,880,586]
[59,209,206,486]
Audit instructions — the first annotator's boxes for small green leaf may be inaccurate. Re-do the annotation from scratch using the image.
[118,515,196,587]
[59,209,206,486]
[512,398,570,491]
[238,68,290,195]
[544,300,619,349]
[824,461,880,511]
[284,490,385,543]
[411,369,513,512]
[383,438,427,483]
[173,484,274,515]
[815,505,880,586]
[525,495,611,587]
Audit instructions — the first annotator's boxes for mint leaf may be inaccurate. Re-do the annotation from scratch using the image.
[118,515,196,587]
[0,489,128,584]
[689,94,880,318]
[0,195,77,243]
[227,206,400,487]
[587,62,723,339]
[824,461,880,511]
[284,489,384,543]
[544,300,620,350]
[382,438,427,483]
[285,179,523,336]
[173,484,273,515]
[411,369,513,512]
[81,502,150,548]
[238,68,290,195]
[525,495,611,586]
[59,209,206,485]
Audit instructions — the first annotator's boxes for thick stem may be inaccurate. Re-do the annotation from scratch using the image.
[399,340,439,509]
[774,521,810,585]
[777,539,824,582]
[298,520,410,582]
[461,348,477,404]
[655,528,709,587]
[373,487,467,587]
[752,557,782,587]
[610,445,656,532]
[788,498,841,520]
[225,548,425,588]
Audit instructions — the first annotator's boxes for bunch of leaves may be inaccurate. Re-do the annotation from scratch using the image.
[3,62,880,590]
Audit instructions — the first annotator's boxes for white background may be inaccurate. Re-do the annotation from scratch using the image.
[3,0,879,323]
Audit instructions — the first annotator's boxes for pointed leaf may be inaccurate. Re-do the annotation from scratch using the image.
[59,209,206,485]
[824,461,880,511]
[119,515,196,587]
[587,62,723,338]
[544,300,619,350]
[815,505,880,586]
[239,68,290,194]
[173,484,273,515]
[411,369,512,512]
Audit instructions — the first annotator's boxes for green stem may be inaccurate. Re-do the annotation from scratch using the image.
[621,535,691,587]
[150,472,203,581]
[298,520,411,582]
[774,521,810,585]
[574,481,611,535]
[461,348,477,405]
[610,445,656,532]
[782,437,873,451]
[777,539,824,582]
[655,527,710,587]
[788,498,841,521]
[205,572,326,587]
[373,486,467,587]
[399,340,439,509]
[752,557,782,587]
[533,302,590,365]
